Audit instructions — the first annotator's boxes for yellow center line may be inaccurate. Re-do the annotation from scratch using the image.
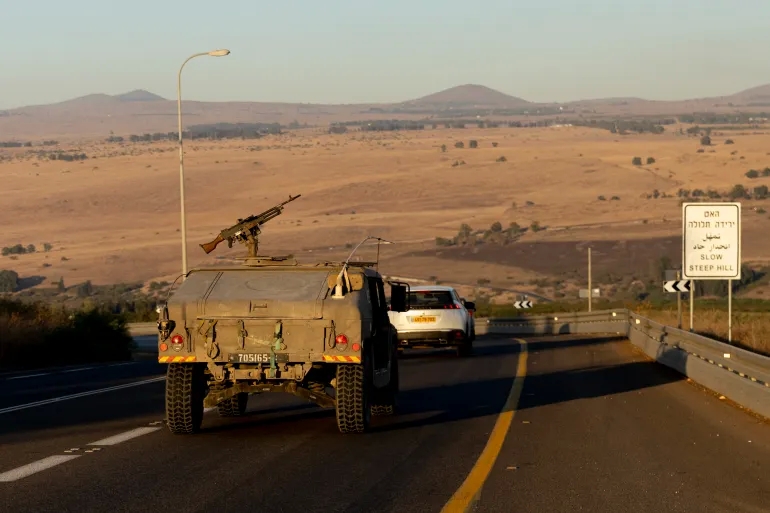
[440,338,528,513]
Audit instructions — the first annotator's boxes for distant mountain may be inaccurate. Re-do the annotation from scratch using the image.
[114,90,166,102]
[6,83,770,140]
[403,84,530,107]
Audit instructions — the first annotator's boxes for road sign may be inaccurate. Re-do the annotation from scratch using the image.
[682,202,741,280]
[579,288,600,298]
[514,300,532,309]
[664,280,691,293]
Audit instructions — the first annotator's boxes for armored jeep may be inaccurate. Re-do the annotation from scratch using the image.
[156,196,409,434]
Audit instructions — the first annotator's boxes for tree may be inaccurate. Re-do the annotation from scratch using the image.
[729,184,747,200]
[700,135,711,146]
[754,185,769,199]
[0,270,19,292]
[469,140,478,148]
[490,221,502,232]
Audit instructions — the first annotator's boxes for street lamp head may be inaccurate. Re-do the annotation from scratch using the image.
[208,49,230,57]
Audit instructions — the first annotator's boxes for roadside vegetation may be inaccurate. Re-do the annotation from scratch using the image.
[0,298,135,371]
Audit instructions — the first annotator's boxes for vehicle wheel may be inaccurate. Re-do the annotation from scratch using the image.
[335,360,371,434]
[457,341,473,357]
[165,363,206,434]
[217,392,248,417]
[371,351,399,416]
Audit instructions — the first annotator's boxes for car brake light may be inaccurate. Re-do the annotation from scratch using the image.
[454,331,464,339]
[171,334,184,345]
[335,334,348,345]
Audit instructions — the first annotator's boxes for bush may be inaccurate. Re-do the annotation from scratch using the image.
[469,140,478,148]
[496,156,507,162]
[746,169,759,179]
[646,157,655,164]
[454,141,464,149]
[598,195,606,201]
[0,299,134,370]
[492,142,498,147]
[725,139,735,144]
[632,157,642,165]
[611,196,620,201]
[701,135,711,146]
[0,270,19,292]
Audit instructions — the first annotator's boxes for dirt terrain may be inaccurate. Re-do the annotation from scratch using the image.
[2,123,770,301]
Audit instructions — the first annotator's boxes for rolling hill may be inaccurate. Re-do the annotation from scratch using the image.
[3,83,770,140]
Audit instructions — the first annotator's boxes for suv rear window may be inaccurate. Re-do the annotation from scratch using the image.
[408,290,455,309]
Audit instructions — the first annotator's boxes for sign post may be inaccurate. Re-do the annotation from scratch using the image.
[587,247,592,312]
[682,202,741,340]
[663,272,690,329]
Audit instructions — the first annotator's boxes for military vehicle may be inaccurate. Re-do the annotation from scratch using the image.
[156,195,409,434]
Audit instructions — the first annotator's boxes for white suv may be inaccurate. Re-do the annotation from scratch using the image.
[387,285,476,356]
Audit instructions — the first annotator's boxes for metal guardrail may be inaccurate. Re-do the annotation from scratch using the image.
[480,308,770,420]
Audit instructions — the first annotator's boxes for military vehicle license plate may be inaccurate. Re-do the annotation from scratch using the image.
[228,353,290,363]
[411,316,436,323]
[229,353,271,363]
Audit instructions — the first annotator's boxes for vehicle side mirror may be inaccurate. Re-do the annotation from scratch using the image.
[388,281,410,312]
[464,301,476,311]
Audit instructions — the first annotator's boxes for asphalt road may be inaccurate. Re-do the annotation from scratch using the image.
[1,334,768,513]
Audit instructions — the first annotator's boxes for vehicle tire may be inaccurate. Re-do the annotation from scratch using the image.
[457,340,473,357]
[165,363,206,434]
[335,361,371,434]
[217,392,248,417]
[371,349,399,416]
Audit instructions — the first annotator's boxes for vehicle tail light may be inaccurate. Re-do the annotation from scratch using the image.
[335,334,348,345]
[351,342,361,352]
[171,334,184,345]
[443,304,460,309]
[159,342,168,351]
[454,331,464,339]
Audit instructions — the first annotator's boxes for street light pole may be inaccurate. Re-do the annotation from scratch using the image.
[177,49,230,278]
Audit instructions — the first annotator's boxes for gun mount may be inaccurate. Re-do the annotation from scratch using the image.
[199,194,301,260]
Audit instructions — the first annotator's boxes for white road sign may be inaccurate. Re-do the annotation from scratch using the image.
[682,202,741,280]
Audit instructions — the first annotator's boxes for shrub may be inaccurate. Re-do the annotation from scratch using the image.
[496,156,507,162]
[598,195,606,201]
[646,157,655,164]
[454,141,464,149]
[725,139,735,145]
[469,140,478,148]
[632,157,642,165]
[492,142,498,147]
[746,169,759,179]
[0,299,134,369]
[700,135,711,146]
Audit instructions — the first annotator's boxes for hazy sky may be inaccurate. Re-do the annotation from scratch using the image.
[2,0,768,109]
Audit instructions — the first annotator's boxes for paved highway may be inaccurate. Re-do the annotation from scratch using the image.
[1,334,768,512]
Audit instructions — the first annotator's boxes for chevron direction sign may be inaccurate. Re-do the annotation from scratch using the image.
[514,300,532,309]
[664,280,691,293]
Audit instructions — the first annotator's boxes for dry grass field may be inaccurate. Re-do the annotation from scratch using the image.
[2,123,770,301]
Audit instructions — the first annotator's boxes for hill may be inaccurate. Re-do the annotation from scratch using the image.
[403,84,530,107]
[5,82,770,140]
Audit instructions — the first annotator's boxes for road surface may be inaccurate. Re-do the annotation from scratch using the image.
[1,334,768,512]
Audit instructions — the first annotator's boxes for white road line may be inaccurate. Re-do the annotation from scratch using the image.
[61,367,96,373]
[108,362,137,368]
[0,455,81,482]
[6,373,51,381]
[88,426,163,446]
[0,376,166,415]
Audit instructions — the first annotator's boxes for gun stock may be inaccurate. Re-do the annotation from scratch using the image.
[200,233,225,254]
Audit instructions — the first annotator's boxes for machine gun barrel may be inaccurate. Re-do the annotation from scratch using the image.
[199,194,301,255]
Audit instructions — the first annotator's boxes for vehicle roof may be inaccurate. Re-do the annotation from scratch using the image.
[408,285,457,292]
